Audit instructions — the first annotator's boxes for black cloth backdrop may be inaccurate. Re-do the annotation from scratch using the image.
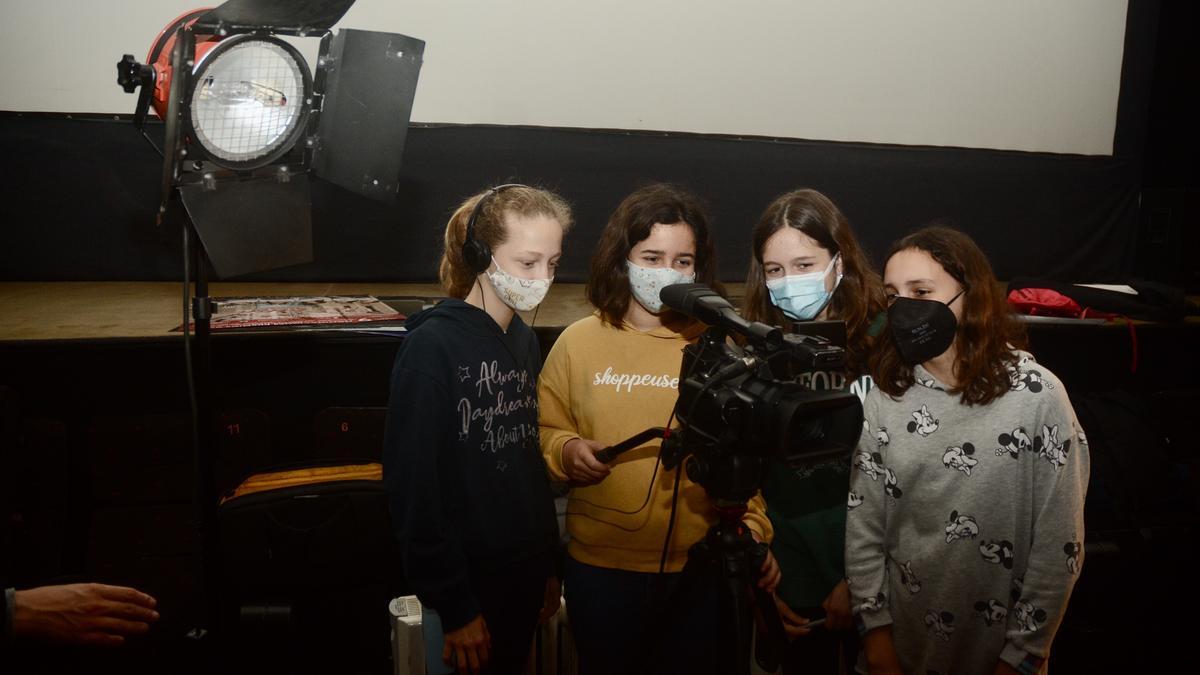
[0,0,1163,287]
[0,114,1142,285]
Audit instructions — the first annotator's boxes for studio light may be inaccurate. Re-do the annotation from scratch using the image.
[109,0,425,640]
[116,0,425,277]
[120,21,312,171]
[188,35,311,169]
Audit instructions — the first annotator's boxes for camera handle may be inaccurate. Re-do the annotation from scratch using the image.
[593,426,671,464]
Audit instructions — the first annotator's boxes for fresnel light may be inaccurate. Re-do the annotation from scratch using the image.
[117,0,424,277]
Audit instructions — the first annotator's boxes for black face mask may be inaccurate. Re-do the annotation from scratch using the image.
[887,289,965,365]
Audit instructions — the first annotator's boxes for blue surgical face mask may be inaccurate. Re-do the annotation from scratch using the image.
[764,253,842,320]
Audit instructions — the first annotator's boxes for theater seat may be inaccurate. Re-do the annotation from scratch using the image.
[218,461,404,673]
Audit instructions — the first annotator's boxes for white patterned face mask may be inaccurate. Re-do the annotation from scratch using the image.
[486,258,552,311]
[626,260,695,313]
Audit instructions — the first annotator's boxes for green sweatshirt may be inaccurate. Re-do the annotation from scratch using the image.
[765,370,873,609]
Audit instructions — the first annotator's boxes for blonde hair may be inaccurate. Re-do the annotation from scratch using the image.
[438,186,573,298]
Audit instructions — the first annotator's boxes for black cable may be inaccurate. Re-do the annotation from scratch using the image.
[562,509,662,533]
[564,332,704,524]
[656,333,728,573]
[475,275,539,378]
[565,451,662,516]
[659,428,685,574]
[182,226,199,454]
[318,329,407,339]
[684,371,722,441]
[141,129,164,158]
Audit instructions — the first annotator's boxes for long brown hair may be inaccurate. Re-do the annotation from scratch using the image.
[586,183,722,327]
[742,189,885,377]
[871,225,1027,406]
[439,186,573,298]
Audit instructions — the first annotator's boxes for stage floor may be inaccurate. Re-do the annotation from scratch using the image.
[0,281,605,342]
[2,280,1194,343]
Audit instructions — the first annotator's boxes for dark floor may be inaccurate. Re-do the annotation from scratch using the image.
[3,320,1198,674]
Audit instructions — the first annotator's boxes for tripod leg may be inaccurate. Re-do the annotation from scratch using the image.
[697,521,763,675]
[640,553,724,675]
[723,562,753,675]
[749,542,787,672]
[626,520,783,675]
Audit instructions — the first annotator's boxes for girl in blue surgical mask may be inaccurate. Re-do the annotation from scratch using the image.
[741,188,887,675]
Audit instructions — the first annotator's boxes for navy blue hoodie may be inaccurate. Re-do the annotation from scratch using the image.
[383,299,559,631]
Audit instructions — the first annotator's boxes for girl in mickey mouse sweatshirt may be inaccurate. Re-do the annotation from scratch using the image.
[846,227,1088,675]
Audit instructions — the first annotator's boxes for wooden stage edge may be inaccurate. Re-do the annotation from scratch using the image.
[0,281,644,342]
[3,281,1194,343]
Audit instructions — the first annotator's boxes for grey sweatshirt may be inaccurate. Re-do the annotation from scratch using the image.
[845,352,1088,675]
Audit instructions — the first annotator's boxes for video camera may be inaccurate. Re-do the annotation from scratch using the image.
[597,283,865,674]
[598,283,864,505]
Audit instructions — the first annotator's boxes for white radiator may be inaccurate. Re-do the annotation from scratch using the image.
[389,595,426,675]
[528,596,579,675]
[391,593,580,675]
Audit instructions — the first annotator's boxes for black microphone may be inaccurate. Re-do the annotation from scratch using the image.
[659,283,782,344]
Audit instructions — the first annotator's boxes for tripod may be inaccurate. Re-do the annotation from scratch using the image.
[599,431,787,675]
[663,501,787,675]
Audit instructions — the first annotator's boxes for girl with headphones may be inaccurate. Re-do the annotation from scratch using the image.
[384,185,572,675]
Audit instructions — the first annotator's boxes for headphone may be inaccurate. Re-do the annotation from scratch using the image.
[462,183,530,276]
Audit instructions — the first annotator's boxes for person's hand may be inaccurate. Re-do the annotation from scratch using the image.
[821,579,853,631]
[772,593,814,639]
[443,614,491,675]
[862,626,904,675]
[749,531,781,592]
[12,583,159,646]
[562,438,611,485]
[757,547,781,592]
[538,576,561,625]
[992,661,1020,675]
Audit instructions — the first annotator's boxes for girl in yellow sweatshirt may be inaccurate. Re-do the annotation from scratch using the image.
[538,184,776,675]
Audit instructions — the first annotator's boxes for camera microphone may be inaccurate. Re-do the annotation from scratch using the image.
[659,283,782,345]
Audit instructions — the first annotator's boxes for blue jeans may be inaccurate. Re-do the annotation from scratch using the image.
[421,607,457,675]
[564,555,724,675]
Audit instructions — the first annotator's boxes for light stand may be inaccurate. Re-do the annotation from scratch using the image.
[182,217,220,642]
[115,0,425,644]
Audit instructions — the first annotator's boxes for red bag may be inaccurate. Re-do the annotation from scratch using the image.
[1007,288,1136,372]
[1007,288,1085,317]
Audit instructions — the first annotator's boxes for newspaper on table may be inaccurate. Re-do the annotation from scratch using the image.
[181,295,405,330]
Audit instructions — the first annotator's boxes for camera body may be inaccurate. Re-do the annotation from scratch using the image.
[664,321,863,505]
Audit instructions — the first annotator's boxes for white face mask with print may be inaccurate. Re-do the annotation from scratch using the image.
[626,260,695,313]
[485,257,552,312]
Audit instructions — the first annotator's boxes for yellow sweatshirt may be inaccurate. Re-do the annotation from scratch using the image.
[538,314,773,572]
